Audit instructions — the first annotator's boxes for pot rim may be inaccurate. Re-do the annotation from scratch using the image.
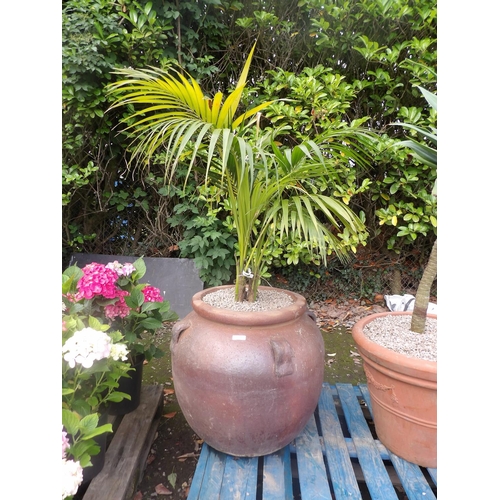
[351,311,437,380]
[190,285,309,326]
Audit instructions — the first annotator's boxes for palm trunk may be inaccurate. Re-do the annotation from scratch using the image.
[235,273,258,302]
[410,239,437,333]
[236,276,255,302]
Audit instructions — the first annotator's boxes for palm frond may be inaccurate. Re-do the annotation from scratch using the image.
[106,46,373,301]
[106,45,269,170]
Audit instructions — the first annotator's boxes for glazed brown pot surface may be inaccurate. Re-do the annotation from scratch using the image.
[351,311,437,468]
[171,286,325,457]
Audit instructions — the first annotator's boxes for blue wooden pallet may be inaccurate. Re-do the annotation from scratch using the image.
[188,383,437,500]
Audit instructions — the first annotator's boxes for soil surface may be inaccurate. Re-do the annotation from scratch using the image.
[130,296,389,500]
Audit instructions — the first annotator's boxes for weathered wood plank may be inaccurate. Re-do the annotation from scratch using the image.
[83,384,164,500]
[319,384,362,499]
[294,414,331,500]
[262,445,293,500]
[337,383,399,500]
[220,455,258,500]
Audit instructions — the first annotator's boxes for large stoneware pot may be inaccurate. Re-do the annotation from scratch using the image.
[351,311,437,467]
[171,285,324,457]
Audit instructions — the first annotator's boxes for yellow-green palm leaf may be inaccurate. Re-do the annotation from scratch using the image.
[106,42,272,176]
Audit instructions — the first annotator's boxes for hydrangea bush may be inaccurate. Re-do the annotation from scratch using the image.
[62,323,131,416]
[61,257,177,499]
[61,320,130,499]
[62,428,83,500]
[63,257,178,361]
[61,408,113,499]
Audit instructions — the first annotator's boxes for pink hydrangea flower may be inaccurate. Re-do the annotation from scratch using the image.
[62,427,70,459]
[105,289,131,319]
[77,263,119,300]
[142,285,163,303]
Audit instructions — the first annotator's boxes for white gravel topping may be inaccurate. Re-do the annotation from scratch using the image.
[202,287,293,311]
[362,315,437,361]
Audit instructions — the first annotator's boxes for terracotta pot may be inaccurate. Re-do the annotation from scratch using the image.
[351,311,437,467]
[171,285,324,457]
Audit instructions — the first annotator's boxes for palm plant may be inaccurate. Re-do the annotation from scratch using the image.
[107,44,375,302]
[396,86,437,333]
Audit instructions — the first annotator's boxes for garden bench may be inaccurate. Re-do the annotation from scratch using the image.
[188,383,437,499]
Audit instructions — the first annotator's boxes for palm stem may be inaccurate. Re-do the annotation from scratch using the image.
[410,239,437,333]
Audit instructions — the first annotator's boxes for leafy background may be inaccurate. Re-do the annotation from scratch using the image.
[62,0,437,296]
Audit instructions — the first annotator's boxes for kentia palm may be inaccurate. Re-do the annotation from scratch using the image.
[107,43,373,302]
[107,44,376,457]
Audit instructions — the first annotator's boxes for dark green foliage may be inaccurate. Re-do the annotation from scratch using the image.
[167,187,237,286]
[269,250,436,303]
[62,0,177,264]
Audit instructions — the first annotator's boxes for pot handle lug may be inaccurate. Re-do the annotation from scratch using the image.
[171,320,190,348]
[270,338,295,377]
[306,310,317,322]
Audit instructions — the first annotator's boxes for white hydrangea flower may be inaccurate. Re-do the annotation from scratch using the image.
[105,260,135,277]
[62,327,112,369]
[110,342,129,362]
[62,458,83,499]
[105,260,122,272]
[121,262,135,276]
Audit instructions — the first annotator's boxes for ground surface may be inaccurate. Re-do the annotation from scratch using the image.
[132,296,388,500]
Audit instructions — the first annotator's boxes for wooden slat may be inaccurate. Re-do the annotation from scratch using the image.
[389,454,436,500]
[343,438,389,460]
[337,383,399,500]
[427,467,437,486]
[220,455,258,500]
[197,446,226,499]
[358,384,437,500]
[262,446,293,500]
[318,384,362,499]
[294,414,331,500]
[187,443,210,500]
[357,384,372,412]
[291,438,390,460]
[83,385,164,500]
